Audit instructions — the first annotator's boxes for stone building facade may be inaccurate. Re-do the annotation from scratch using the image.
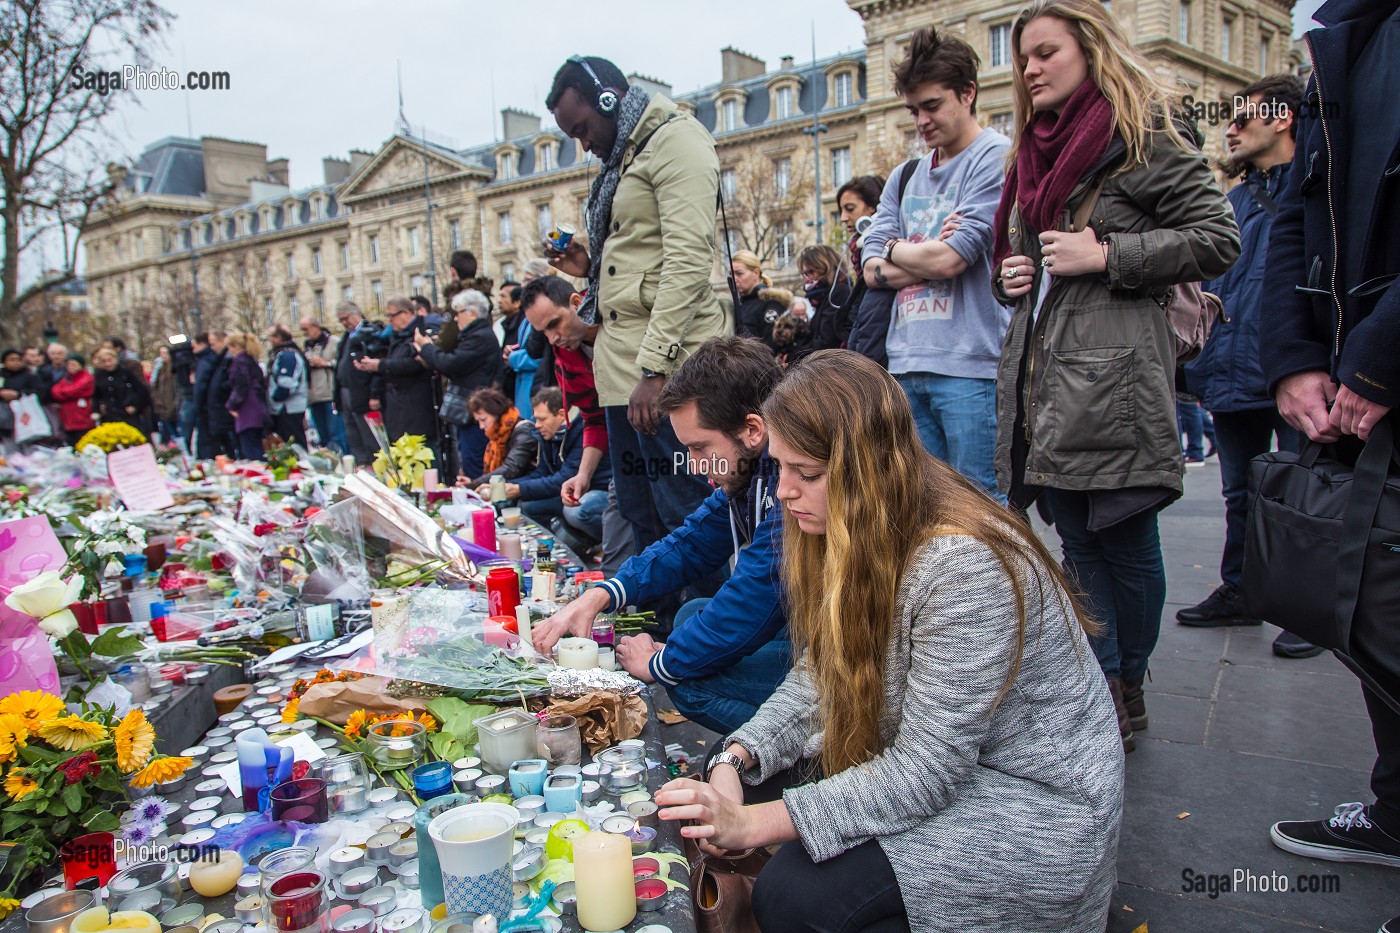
[81,0,1298,339]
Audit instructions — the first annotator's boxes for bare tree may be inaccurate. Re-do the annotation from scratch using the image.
[16,287,114,353]
[0,0,173,341]
[719,147,815,270]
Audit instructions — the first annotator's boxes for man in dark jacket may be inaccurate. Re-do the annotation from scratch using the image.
[354,296,439,461]
[532,336,788,735]
[335,302,380,466]
[506,386,612,541]
[205,339,237,457]
[416,288,502,478]
[191,333,224,458]
[1178,76,1315,657]
[1260,0,1400,892]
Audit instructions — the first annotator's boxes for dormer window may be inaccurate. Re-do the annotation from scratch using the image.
[536,140,558,172]
[776,86,794,119]
[833,71,854,108]
[310,196,324,220]
[499,150,518,180]
[721,99,739,132]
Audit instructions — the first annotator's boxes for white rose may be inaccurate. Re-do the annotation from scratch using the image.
[5,570,83,621]
[38,608,79,638]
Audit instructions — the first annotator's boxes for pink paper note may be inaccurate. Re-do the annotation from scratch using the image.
[0,515,69,695]
[107,444,175,511]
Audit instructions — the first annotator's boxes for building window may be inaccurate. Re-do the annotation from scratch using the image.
[409,226,420,258]
[774,158,792,197]
[501,262,516,282]
[342,284,353,301]
[498,211,513,245]
[371,279,383,311]
[314,289,325,314]
[723,228,740,264]
[339,241,350,270]
[990,23,1011,68]
[369,234,380,264]
[990,111,1013,137]
[311,198,324,220]
[1259,33,1271,72]
[721,99,739,132]
[287,253,296,280]
[263,296,273,319]
[312,247,322,275]
[831,147,852,187]
[1179,0,1191,42]
[833,71,854,108]
[720,168,737,203]
[136,234,145,258]
[215,266,224,289]
[238,215,249,236]
[499,151,517,180]
[450,219,462,250]
[775,225,796,268]
[1221,14,1233,61]
[261,255,271,280]
[410,273,424,295]
[289,295,300,316]
[775,86,794,119]
[538,144,556,171]
[537,203,553,236]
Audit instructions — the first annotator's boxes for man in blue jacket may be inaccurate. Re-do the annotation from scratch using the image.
[497,386,612,542]
[1178,76,1318,658]
[1260,0,1400,903]
[532,335,787,735]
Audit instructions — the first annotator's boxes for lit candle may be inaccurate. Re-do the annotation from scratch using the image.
[188,850,244,897]
[556,637,599,670]
[572,832,636,932]
[624,822,657,855]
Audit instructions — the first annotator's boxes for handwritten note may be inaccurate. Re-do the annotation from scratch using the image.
[107,444,175,511]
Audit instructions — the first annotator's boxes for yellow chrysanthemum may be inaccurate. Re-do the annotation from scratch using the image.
[0,690,64,732]
[281,698,300,724]
[4,767,38,800]
[344,709,367,739]
[129,756,193,789]
[37,715,108,751]
[0,896,20,921]
[114,708,155,773]
[0,713,30,765]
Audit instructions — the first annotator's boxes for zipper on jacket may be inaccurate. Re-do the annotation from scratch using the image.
[1306,33,1345,362]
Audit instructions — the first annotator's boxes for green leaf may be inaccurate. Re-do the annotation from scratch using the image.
[18,744,62,764]
[90,626,143,658]
[61,782,83,812]
[60,630,93,660]
[428,732,462,763]
[84,810,120,832]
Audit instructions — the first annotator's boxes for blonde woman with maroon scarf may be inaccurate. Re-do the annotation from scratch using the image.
[990,0,1239,752]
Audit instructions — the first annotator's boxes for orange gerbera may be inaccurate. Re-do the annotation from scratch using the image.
[114,708,155,772]
[417,712,437,733]
[129,756,193,789]
[0,714,28,765]
[343,709,368,739]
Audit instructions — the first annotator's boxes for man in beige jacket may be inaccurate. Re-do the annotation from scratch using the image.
[545,55,731,562]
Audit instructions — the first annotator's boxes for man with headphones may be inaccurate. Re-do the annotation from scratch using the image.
[543,55,731,578]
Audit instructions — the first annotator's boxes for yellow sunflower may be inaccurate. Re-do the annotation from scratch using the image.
[344,709,367,739]
[37,715,108,751]
[0,690,64,732]
[0,896,20,921]
[4,767,39,800]
[0,713,29,765]
[129,756,193,789]
[114,708,155,773]
[281,698,301,724]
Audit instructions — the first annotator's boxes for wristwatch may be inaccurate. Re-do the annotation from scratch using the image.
[882,237,901,263]
[641,368,665,379]
[705,751,746,782]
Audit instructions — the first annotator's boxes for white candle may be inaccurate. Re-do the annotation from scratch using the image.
[573,832,636,931]
[342,455,356,474]
[515,604,533,650]
[598,647,616,671]
[423,469,439,492]
[556,637,599,670]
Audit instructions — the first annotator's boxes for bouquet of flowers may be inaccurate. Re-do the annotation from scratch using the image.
[74,423,147,454]
[372,434,435,491]
[63,509,148,600]
[0,693,193,914]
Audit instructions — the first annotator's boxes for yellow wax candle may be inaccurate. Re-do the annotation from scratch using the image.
[72,907,162,933]
[572,831,636,931]
[188,850,243,897]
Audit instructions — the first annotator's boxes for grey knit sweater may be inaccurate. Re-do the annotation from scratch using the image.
[730,535,1125,932]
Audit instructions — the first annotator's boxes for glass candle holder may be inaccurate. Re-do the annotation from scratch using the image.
[258,847,318,927]
[596,746,647,795]
[24,889,97,933]
[270,778,329,824]
[366,719,427,768]
[266,870,329,933]
[107,860,182,915]
[475,708,539,774]
[538,714,582,767]
[321,752,372,815]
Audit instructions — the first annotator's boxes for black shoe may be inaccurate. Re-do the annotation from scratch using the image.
[1270,803,1400,868]
[1380,916,1399,933]
[1176,584,1264,627]
[1272,631,1326,659]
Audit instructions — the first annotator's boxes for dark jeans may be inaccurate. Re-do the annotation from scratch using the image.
[1043,487,1166,681]
[340,391,376,465]
[600,478,637,576]
[156,420,180,444]
[1176,399,1216,459]
[455,421,487,480]
[308,400,346,452]
[236,427,264,460]
[1366,684,1400,828]
[271,411,307,448]
[665,599,793,736]
[1210,408,1300,588]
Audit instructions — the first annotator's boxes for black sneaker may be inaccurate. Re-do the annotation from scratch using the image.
[1380,916,1399,933]
[1272,631,1326,659]
[1270,802,1400,868]
[1176,584,1264,627]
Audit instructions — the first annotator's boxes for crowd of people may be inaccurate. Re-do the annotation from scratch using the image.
[10,0,1396,926]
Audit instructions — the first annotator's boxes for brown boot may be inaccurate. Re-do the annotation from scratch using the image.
[1122,675,1148,732]
[1107,676,1136,753]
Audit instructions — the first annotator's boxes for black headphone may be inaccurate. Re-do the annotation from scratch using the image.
[568,55,619,115]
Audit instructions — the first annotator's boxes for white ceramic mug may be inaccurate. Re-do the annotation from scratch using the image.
[427,803,518,919]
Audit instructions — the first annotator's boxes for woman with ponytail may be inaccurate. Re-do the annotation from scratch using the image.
[730,249,788,351]
[656,350,1125,932]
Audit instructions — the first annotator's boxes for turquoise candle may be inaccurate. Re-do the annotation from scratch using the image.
[412,793,473,912]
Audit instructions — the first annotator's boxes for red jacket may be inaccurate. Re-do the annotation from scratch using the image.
[49,370,97,433]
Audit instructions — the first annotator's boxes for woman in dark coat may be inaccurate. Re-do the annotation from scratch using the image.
[799,244,856,357]
[730,250,788,351]
[466,386,538,486]
[415,288,504,479]
[223,332,270,460]
[91,347,152,432]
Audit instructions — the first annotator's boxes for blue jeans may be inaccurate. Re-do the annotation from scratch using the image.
[895,372,1002,501]
[455,421,487,479]
[1211,408,1299,588]
[1042,488,1165,681]
[666,598,793,735]
[308,400,347,453]
[1176,399,1213,459]
[520,488,609,541]
[179,396,196,447]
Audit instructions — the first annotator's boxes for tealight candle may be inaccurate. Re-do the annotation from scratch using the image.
[180,810,216,828]
[328,847,365,878]
[189,796,223,812]
[451,757,481,771]
[366,787,401,809]
[581,780,603,803]
[211,814,246,829]
[384,803,417,823]
[336,866,380,899]
[365,832,399,864]
[383,821,413,839]
[620,790,652,807]
[358,886,397,917]
[73,907,160,933]
[194,779,226,796]
[601,815,635,835]
[556,637,599,670]
[180,746,210,759]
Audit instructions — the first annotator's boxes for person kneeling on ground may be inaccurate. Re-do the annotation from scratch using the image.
[656,350,1125,933]
[478,386,612,543]
[533,335,788,736]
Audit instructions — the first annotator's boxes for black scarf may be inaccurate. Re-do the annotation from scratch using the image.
[579,85,652,325]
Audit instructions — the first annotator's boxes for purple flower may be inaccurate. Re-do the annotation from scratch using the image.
[123,821,155,846]
[135,797,174,823]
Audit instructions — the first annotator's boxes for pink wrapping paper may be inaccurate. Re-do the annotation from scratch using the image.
[0,516,68,695]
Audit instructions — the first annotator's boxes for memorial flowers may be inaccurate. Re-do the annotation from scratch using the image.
[73,423,147,454]
[372,433,435,490]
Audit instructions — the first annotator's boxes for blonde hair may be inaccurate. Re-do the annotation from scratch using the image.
[91,348,117,365]
[225,332,262,357]
[1008,0,1189,171]
[730,249,772,287]
[762,351,1093,776]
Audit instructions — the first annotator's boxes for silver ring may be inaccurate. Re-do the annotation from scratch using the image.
[1042,257,1052,268]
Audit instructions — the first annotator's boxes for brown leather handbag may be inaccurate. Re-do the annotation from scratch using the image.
[689,849,771,933]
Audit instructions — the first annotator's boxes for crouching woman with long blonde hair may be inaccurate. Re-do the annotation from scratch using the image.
[656,350,1125,932]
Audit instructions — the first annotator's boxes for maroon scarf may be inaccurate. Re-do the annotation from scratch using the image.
[992,80,1115,268]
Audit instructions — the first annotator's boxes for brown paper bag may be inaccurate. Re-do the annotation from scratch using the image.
[546,691,647,753]
[297,676,429,725]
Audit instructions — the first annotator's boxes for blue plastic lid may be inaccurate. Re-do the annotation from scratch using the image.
[413,761,453,798]
[150,601,167,620]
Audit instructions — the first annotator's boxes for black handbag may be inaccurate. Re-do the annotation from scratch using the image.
[1242,417,1400,713]
[438,384,471,426]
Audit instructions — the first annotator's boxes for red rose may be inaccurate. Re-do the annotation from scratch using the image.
[62,751,99,784]
[253,522,278,537]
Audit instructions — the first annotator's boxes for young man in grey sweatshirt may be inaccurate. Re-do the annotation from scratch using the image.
[862,28,1011,501]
